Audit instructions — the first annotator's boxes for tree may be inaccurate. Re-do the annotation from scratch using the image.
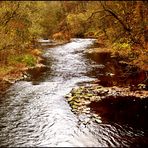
[0,1,46,64]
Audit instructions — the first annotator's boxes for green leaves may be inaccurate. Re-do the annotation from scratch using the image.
[22,54,37,67]
[8,54,37,67]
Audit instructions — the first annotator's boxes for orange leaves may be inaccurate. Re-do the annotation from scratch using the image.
[9,20,26,30]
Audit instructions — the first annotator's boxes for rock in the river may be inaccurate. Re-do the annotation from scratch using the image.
[94,118,102,124]
[65,83,148,125]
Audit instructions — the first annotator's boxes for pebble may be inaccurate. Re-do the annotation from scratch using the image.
[95,118,102,124]
[65,83,148,125]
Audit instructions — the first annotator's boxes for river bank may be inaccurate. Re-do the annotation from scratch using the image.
[0,53,45,94]
[84,39,148,89]
[65,42,148,137]
[0,39,68,94]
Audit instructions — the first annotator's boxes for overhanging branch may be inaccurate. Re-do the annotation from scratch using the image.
[2,2,20,27]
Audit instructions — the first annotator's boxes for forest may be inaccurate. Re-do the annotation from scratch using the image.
[0,1,147,75]
[0,1,148,147]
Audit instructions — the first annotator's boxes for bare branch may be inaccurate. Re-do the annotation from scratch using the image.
[100,2,131,32]
[112,30,127,43]
[86,10,104,21]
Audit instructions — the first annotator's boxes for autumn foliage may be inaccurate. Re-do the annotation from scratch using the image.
[0,1,147,74]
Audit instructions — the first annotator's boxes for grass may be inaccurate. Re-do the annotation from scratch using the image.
[0,48,42,80]
[8,54,37,67]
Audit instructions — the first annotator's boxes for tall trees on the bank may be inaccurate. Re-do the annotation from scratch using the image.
[96,1,148,50]
[42,1,147,70]
[0,1,147,68]
[44,1,147,51]
[1,1,146,49]
[0,1,46,64]
[0,1,46,50]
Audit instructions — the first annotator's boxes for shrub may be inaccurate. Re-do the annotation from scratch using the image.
[8,54,37,67]
[22,54,37,67]
[112,42,132,57]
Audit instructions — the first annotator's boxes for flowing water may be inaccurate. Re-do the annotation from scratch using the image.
[0,39,147,147]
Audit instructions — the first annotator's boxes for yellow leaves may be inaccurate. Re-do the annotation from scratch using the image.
[30,49,42,56]
[52,32,70,41]
[67,12,87,25]
[77,13,87,21]
[67,14,76,25]
[113,43,131,51]
[112,42,132,57]
[0,1,47,51]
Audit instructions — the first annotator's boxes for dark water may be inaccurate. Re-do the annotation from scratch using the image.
[86,52,148,89]
[0,39,147,147]
[89,96,148,130]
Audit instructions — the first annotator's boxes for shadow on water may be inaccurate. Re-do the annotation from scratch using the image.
[26,50,56,85]
[85,52,148,89]
[88,95,148,147]
[85,50,148,146]
[89,96,148,131]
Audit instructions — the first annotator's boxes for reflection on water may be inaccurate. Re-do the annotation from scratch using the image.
[0,38,147,147]
[86,52,148,89]
[89,96,148,131]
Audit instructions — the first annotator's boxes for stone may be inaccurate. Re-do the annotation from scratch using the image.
[65,93,72,98]
[23,75,28,79]
[95,118,102,124]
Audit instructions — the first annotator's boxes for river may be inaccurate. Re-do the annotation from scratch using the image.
[0,38,147,147]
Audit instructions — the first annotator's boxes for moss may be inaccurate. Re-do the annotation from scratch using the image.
[8,54,37,67]
[22,54,37,67]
